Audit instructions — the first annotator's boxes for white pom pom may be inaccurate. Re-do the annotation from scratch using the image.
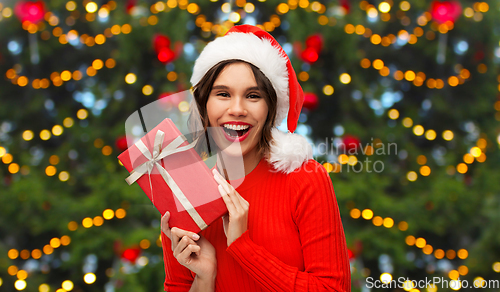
[267,128,313,174]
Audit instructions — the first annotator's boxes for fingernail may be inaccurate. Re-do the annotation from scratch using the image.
[192,234,200,240]
[164,211,170,218]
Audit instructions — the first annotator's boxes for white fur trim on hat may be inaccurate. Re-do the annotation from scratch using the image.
[268,128,313,174]
[190,32,289,127]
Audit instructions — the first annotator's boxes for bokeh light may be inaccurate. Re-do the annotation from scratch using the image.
[14,280,26,290]
[457,249,468,259]
[402,117,413,127]
[142,85,153,95]
[493,262,500,273]
[361,209,374,220]
[443,130,454,141]
[405,235,415,245]
[52,125,63,136]
[407,171,417,181]
[103,209,115,220]
[40,130,51,140]
[116,208,126,219]
[372,216,383,226]
[388,109,399,119]
[39,284,50,292]
[383,217,394,228]
[413,125,424,136]
[125,73,137,84]
[82,217,93,228]
[380,272,392,283]
[350,208,361,219]
[415,237,426,248]
[62,280,74,291]
[378,2,391,13]
[339,73,351,84]
[23,130,34,141]
[63,117,74,127]
[84,273,96,284]
[323,85,334,95]
[77,109,88,120]
[86,2,98,13]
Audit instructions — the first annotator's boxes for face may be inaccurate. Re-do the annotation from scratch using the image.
[206,62,269,159]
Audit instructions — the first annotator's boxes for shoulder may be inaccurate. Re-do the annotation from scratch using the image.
[279,159,333,195]
[284,160,337,220]
[286,159,330,182]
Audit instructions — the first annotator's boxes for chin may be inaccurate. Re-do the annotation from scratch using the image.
[206,126,262,162]
[220,144,246,157]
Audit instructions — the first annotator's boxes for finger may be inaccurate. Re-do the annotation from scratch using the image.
[170,227,200,252]
[177,244,201,265]
[236,192,249,208]
[171,227,181,251]
[213,169,232,194]
[222,215,229,236]
[161,211,172,239]
[171,227,201,243]
[173,235,198,258]
[227,188,244,213]
[219,185,238,215]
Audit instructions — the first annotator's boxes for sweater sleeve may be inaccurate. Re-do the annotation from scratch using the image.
[226,161,351,292]
[161,232,195,292]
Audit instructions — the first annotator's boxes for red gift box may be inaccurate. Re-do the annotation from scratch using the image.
[118,118,227,233]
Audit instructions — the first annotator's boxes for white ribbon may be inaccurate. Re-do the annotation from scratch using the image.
[125,130,207,230]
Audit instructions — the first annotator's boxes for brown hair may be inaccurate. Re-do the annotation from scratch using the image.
[190,59,277,158]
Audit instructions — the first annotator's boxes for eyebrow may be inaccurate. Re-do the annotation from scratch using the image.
[211,85,260,91]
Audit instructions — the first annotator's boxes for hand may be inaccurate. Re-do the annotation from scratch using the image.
[213,169,249,247]
[161,211,217,280]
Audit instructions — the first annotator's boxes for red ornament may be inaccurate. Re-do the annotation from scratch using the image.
[302,92,319,111]
[126,0,137,14]
[121,247,141,264]
[115,135,129,152]
[305,34,323,53]
[153,34,171,54]
[340,0,351,14]
[14,1,46,24]
[430,1,462,24]
[158,48,176,63]
[152,34,182,64]
[296,34,323,64]
[301,48,318,64]
[341,135,361,152]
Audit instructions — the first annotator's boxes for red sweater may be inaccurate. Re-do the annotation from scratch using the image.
[161,158,351,291]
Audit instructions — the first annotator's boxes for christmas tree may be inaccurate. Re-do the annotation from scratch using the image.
[1,0,499,291]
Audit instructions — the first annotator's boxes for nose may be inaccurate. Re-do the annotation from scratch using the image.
[227,96,247,117]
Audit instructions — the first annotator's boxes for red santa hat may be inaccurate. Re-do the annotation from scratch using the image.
[190,25,312,174]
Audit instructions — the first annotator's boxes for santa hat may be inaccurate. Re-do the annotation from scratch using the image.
[190,25,312,174]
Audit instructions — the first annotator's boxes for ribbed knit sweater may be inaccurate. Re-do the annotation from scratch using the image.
[161,158,351,291]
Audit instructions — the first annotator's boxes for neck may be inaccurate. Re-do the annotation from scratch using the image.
[216,147,263,180]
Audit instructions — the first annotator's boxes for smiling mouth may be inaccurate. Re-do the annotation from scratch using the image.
[222,127,251,138]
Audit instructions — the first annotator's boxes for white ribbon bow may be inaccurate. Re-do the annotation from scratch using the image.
[125,130,208,230]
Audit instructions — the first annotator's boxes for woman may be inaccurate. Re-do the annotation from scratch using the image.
[161,25,350,292]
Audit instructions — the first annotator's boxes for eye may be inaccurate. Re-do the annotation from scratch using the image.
[216,92,229,97]
[247,94,261,99]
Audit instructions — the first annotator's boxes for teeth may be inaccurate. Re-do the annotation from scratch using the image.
[223,124,250,131]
